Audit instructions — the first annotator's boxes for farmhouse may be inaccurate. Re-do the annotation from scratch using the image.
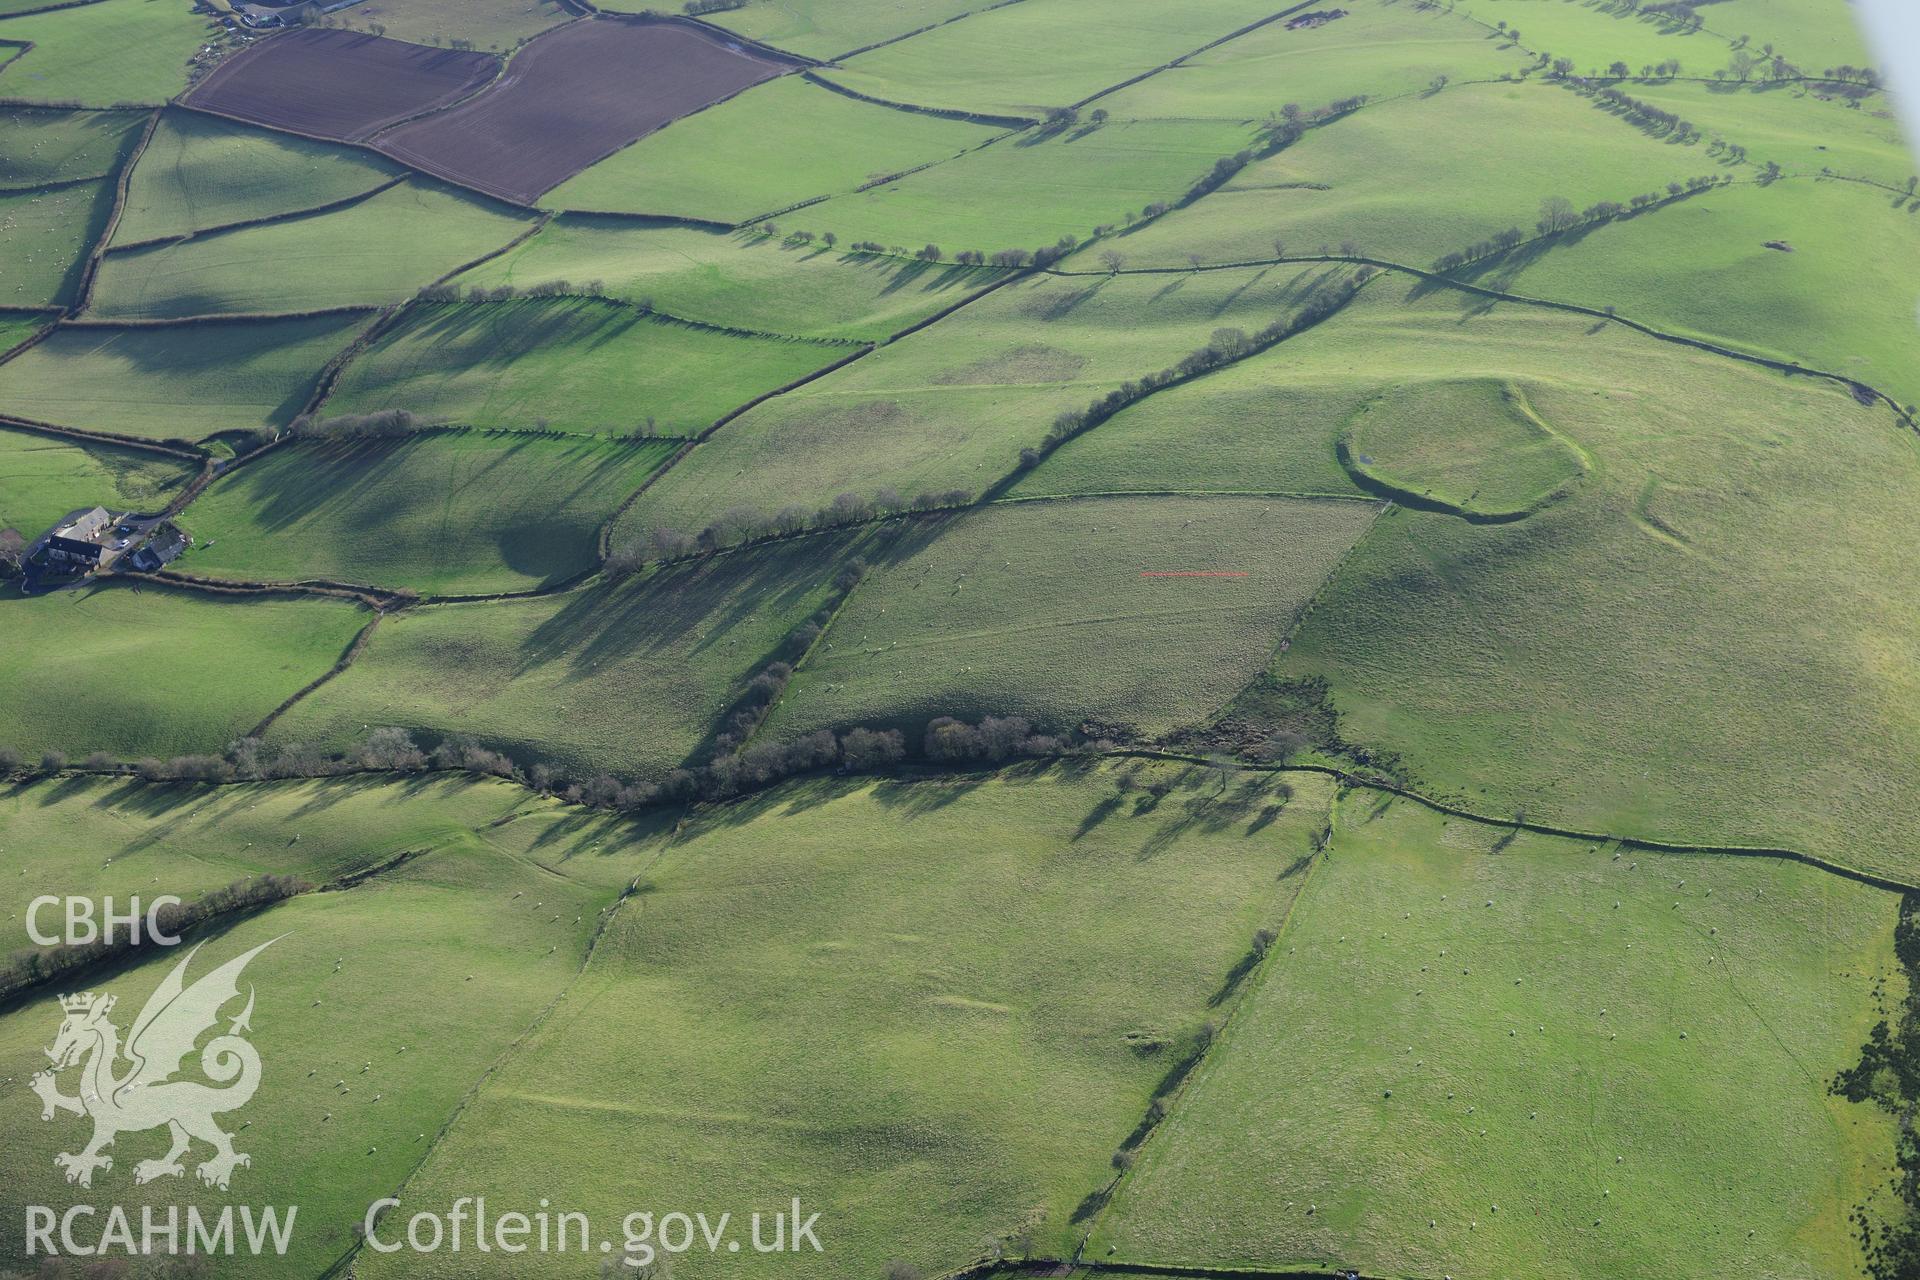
[36,506,117,571]
[128,525,189,573]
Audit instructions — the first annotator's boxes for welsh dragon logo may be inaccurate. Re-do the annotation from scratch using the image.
[30,939,278,1191]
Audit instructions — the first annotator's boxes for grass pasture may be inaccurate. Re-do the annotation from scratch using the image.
[0,310,45,352]
[0,423,196,536]
[799,117,1260,253]
[273,529,883,778]
[182,432,676,595]
[0,775,615,1280]
[115,110,405,246]
[1603,78,1915,191]
[824,0,1289,117]
[1100,0,1532,119]
[0,178,112,307]
[1005,344,1367,501]
[328,0,574,51]
[545,74,1003,223]
[455,217,1012,342]
[0,0,214,105]
[770,494,1380,740]
[0,107,145,187]
[1261,277,1920,884]
[617,264,1363,539]
[0,582,368,760]
[325,299,842,436]
[0,312,373,440]
[1465,177,1920,409]
[640,0,988,60]
[86,180,535,319]
[360,764,1338,1279]
[1088,792,1893,1280]
[1097,81,1715,270]
[0,771,535,914]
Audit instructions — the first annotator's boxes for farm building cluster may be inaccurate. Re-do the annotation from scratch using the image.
[20,506,188,589]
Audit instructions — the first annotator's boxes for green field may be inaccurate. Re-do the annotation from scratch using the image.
[0,770,537,911]
[1461,177,1920,410]
[0,581,367,760]
[617,264,1364,539]
[0,774,617,1279]
[86,180,535,319]
[1088,791,1893,1279]
[0,178,112,307]
[825,0,1288,117]
[0,0,1914,1270]
[0,0,215,106]
[1714,0,1878,71]
[453,217,1011,342]
[0,422,196,536]
[0,308,47,351]
[1249,278,1920,883]
[795,117,1259,254]
[0,312,373,440]
[182,432,675,594]
[273,529,882,778]
[0,106,144,187]
[1005,338,1367,501]
[324,299,843,436]
[643,0,986,60]
[1097,81,1715,270]
[547,74,1002,223]
[114,110,405,246]
[770,494,1379,739]
[1453,0,1729,72]
[361,764,1337,1279]
[1099,0,1531,119]
[328,0,574,50]
[1608,78,1914,190]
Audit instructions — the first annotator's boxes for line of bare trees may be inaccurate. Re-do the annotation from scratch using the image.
[609,485,970,576]
[1015,270,1372,473]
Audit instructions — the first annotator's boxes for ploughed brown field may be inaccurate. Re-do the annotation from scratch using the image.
[371,17,793,205]
[184,28,499,142]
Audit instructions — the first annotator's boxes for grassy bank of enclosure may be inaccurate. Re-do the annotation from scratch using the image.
[1259,279,1920,883]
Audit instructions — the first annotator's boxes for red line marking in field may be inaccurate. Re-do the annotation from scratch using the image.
[1140,571,1250,577]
